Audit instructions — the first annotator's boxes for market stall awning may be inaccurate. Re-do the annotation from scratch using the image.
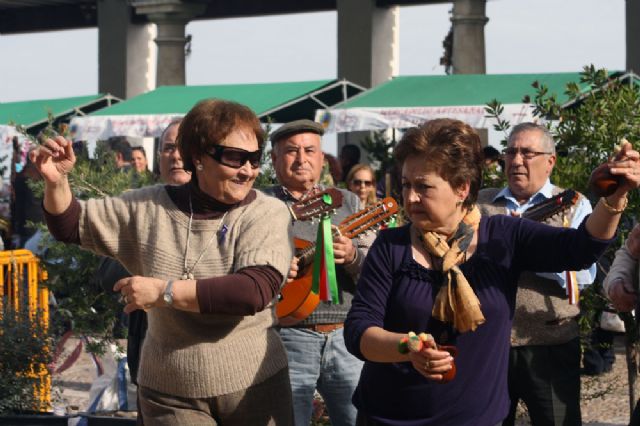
[316,73,585,133]
[0,94,120,134]
[70,79,365,141]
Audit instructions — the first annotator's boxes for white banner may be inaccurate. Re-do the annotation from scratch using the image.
[0,125,27,145]
[70,114,184,142]
[0,125,34,181]
[315,104,537,133]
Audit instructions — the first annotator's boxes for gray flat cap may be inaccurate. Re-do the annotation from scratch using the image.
[270,119,325,144]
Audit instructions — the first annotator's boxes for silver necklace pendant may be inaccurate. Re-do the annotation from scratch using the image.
[182,194,229,283]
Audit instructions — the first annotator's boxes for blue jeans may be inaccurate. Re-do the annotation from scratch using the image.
[280,327,363,426]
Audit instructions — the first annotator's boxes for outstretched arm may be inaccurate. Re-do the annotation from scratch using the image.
[586,141,640,239]
[29,135,76,215]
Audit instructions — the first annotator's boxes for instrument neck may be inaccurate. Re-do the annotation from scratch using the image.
[299,226,344,268]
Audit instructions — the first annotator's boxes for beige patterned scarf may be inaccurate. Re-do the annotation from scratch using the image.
[420,206,485,333]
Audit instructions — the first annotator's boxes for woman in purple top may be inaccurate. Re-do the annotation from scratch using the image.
[344,119,640,426]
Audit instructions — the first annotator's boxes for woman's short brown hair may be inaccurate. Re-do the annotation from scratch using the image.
[178,99,265,173]
[394,118,483,208]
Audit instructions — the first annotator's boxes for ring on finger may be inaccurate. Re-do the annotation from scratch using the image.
[424,360,430,370]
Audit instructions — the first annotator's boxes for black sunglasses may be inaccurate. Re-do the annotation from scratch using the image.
[206,145,262,169]
[352,179,373,187]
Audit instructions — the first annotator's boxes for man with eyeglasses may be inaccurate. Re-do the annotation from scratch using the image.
[263,119,368,426]
[157,119,192,186]
[126,119,192,383]
[477,122,595,426]
[91,119,192,421]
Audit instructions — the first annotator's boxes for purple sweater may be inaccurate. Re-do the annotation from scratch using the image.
[344,215,611,426]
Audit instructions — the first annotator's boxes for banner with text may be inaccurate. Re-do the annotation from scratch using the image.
[315,104,537,133]
[70,115,184,142]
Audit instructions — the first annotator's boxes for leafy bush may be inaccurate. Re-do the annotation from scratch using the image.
[486,65,640,408]
[0,303,52,414]
[30,142,155,354]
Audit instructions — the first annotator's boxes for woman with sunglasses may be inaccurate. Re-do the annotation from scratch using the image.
[346,164,377,207]
[32,99,295,425]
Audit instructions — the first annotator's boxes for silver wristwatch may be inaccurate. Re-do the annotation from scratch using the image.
[163,280,175,307]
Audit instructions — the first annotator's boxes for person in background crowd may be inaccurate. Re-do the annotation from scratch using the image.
[92,119,191,392]
[131,146,149,174]
[107,137,133,170]
[320,152,343,186]
[344,118,638,425]
[482,145,505,187]
[347,164,377,207]
[264,119,369,426]
[340,144,361,184]
[604,222,640,425]
[33,99,295,425]
[11,156,43,248]
[603,222,640,313]
[482,145,504,169]
[157,119,192,186]
[477,123,596,426]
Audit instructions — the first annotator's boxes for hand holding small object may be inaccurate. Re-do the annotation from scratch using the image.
[400,331,457,383]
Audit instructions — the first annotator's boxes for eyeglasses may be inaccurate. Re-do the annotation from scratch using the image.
[503,147,552,160]
[206,145,262,169]
[160,143,178,155]
[351,179,373,187]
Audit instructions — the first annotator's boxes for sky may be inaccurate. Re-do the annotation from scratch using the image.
[0,0,627,153]
[0,0,626,102]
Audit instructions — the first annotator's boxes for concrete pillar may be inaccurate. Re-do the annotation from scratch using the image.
[337,0,399,88]
[451,0,488,74]
[132,1,206,87]
[627,0,640,73]
[98,0,156,99]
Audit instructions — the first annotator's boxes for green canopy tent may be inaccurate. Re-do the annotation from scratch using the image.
[70,79,364,141]
[316,73,588,133]
[0,94,119,178]
[0,94,120,135]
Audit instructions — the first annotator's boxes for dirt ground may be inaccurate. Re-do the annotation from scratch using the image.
[515,335,632,426]
[51,336,635,425]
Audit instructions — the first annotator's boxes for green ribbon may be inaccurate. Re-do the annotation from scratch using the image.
[387,215,398,228]
[311,194,339,303]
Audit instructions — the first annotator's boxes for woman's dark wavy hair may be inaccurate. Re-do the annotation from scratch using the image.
[178,99,265,173]
[393,118,483,208]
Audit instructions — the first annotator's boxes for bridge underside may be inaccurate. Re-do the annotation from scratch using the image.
[0,0,447,34]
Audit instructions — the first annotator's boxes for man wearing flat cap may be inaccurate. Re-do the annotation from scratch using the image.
[264,119,367,426]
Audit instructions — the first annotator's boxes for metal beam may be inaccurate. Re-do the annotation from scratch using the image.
[628,0,640,73]
[0,0,450,33]
[0,4,97,34]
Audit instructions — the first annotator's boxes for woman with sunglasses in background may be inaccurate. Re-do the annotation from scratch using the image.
[346,164,377,207]
[32,99,295,425]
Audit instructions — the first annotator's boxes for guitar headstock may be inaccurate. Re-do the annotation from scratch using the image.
[339,197,399,239]
[522,189,579,222]
[289,188,344,221]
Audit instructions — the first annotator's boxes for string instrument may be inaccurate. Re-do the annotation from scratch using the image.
[288,188,343,222]
[587,139,627,197]
[277,197,399,326]
[521,189,579,222]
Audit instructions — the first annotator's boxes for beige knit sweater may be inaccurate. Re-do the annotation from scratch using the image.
[79,185,294,397]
